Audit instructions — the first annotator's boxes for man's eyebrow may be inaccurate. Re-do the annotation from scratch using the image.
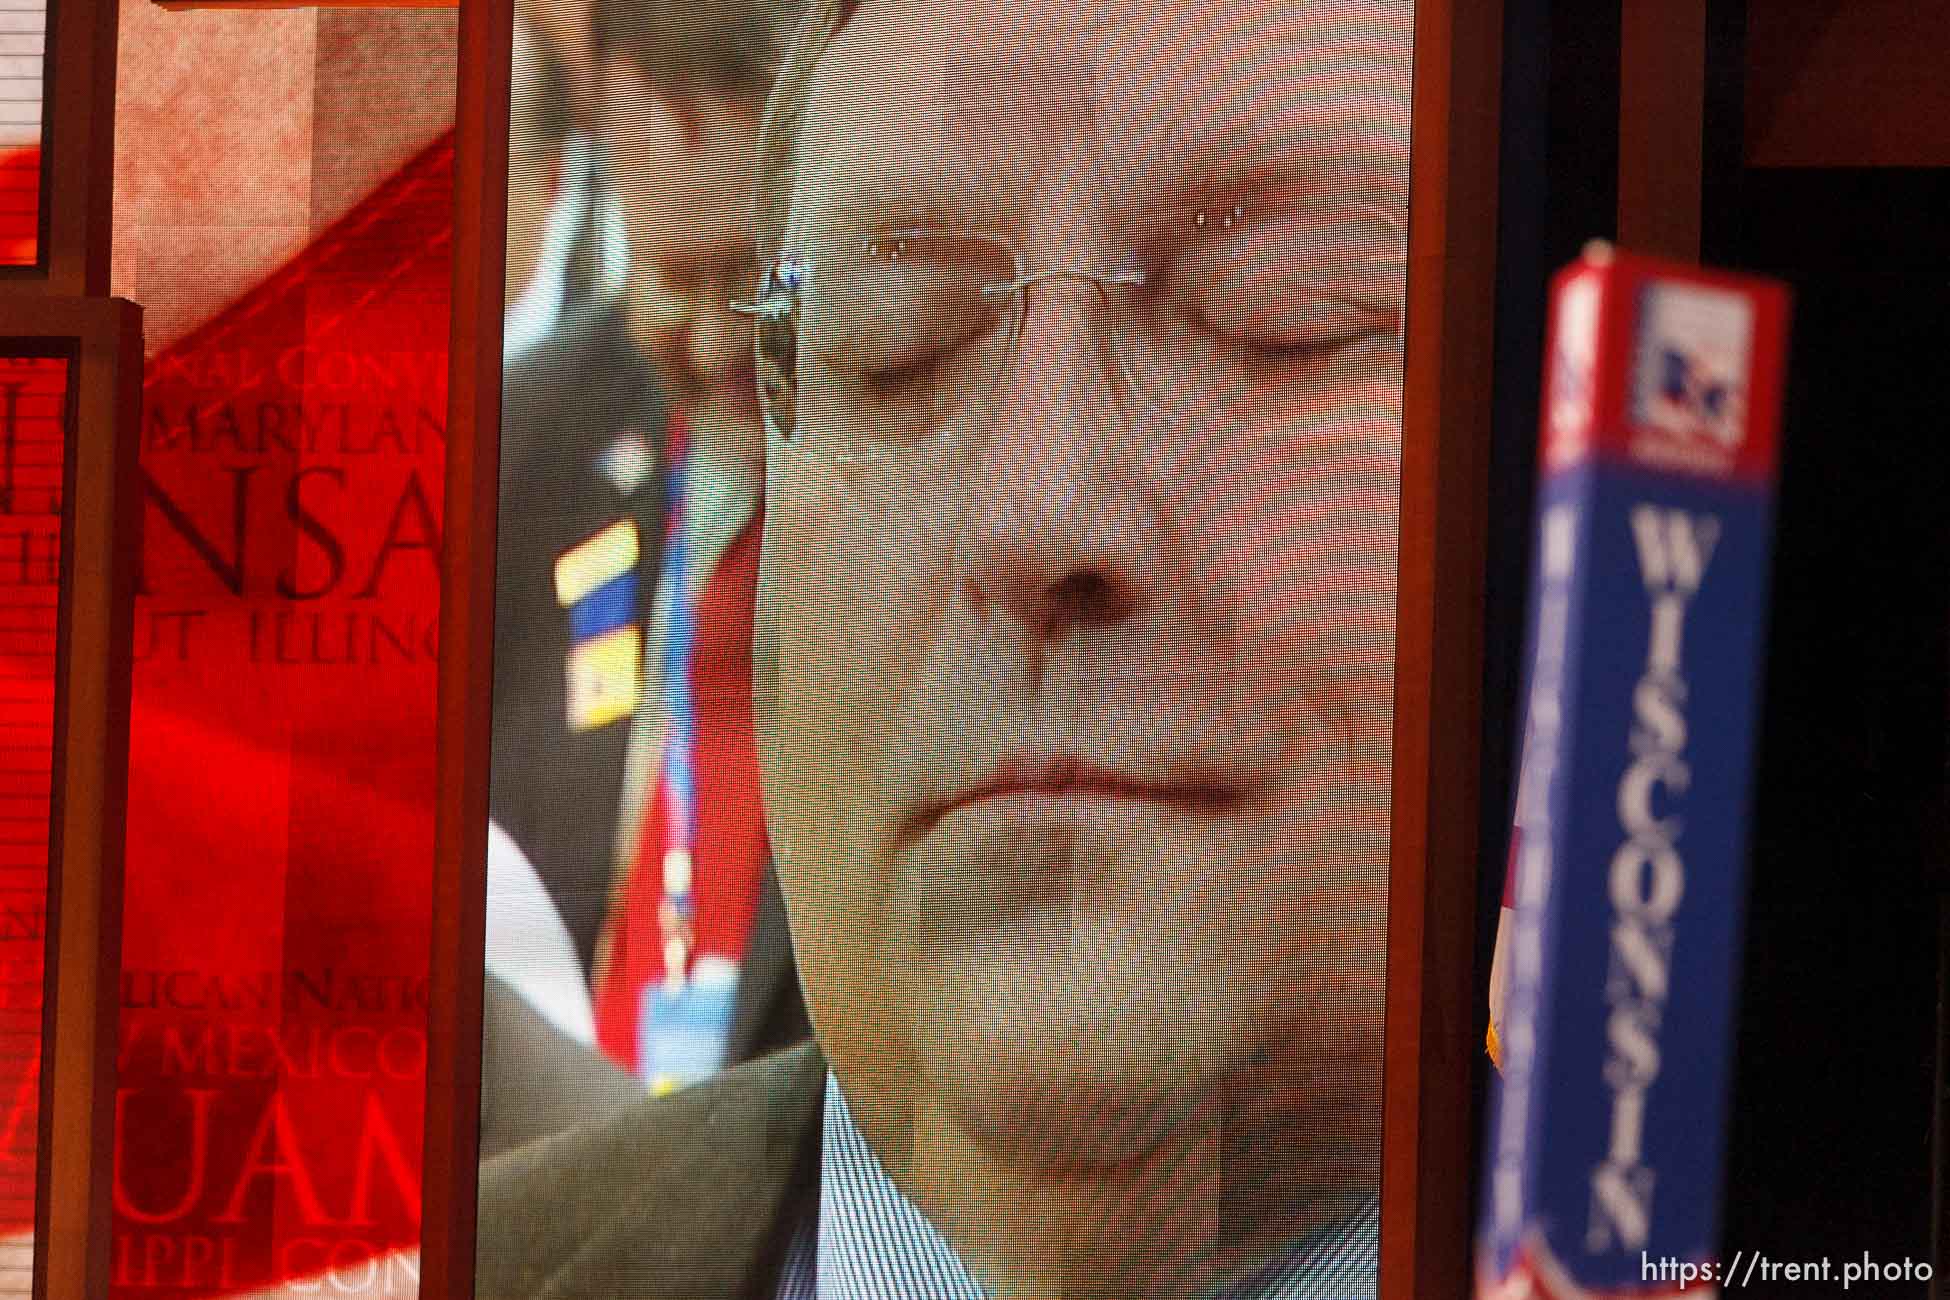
[794,168,1019,250]
[792,123,1409,253]
[1119,122,1410,228]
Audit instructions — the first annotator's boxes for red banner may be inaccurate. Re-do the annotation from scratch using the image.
[108,132,452,1297]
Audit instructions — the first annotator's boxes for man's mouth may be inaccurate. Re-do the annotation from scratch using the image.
[912,757,1246,835]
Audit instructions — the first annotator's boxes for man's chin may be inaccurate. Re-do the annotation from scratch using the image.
[935,1061,1213,1172]
[689,387,766,470]
[902,916,1245,1172]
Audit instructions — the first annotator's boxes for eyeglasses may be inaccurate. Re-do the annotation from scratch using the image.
[732,201,1406,501]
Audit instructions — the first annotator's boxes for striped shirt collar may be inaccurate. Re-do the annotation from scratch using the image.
[778,1074,1380,1299]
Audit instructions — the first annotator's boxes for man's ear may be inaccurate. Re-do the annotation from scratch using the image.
[544,149,564,209]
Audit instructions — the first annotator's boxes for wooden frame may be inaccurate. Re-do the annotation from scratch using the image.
[0,0,118,296]
[1382,1,1502,1297]
[0,0,56,284]
[420,0,510,1291]
[0,298,142,1300]
[1618,0,1707,261]
[424,1,1504,1296]
[0,0,135,1288]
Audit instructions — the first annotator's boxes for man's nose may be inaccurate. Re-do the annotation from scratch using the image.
[954,284,1166,644]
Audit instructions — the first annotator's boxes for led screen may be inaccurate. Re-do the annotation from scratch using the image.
[0,350,67,1298]
[0,0,44,269]
[476,1,1413,1296]
[105,10,455,1296]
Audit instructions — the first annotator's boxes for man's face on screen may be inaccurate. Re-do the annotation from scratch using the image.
[603,62,764,464]
[759,0,1411,1172]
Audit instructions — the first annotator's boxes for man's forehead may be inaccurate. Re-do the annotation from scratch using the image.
[793,0,1412,240]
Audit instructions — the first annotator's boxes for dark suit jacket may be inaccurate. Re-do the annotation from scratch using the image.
[492,300,667,974]
[489,300,809,1068]
[478,973,646,1161]
[475,1041,826,1299]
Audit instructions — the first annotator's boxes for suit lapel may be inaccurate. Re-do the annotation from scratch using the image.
[533,1041,826,1300]
[722,863,798,1065]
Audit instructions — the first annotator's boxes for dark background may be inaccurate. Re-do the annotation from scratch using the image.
[1472,3,1950,1294]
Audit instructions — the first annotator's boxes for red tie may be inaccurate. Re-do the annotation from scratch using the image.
[591,505,771,1073]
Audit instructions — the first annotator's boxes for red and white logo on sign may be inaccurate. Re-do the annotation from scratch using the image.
[1629,283,1753,473]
